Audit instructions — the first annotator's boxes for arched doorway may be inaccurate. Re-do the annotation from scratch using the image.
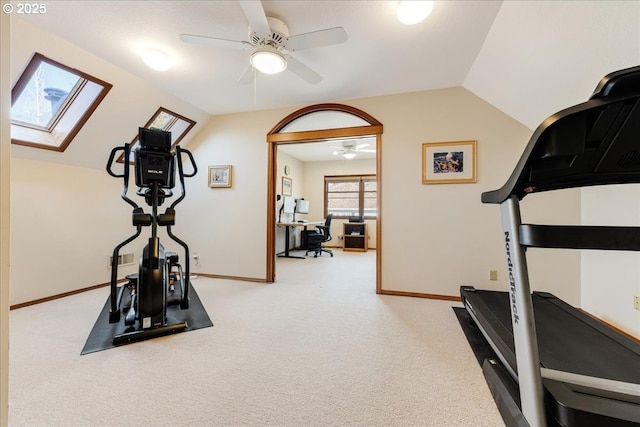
[266,103,383,291]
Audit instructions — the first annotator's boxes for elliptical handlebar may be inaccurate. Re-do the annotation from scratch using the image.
[106,146,125,178]
[107,142,197,211]
[180,147,197,178]
[170,146,196,210]
[106,143,139,210]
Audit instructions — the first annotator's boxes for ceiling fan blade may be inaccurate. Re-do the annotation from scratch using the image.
[180,34,248,50]
[358,149,376,153]
[238,65,255,85]
[286,56,322,84]
[355,143,370,149]
[240,1,271,39]
[286,27,348,51]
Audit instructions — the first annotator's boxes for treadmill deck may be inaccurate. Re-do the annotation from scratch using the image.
[460,287,640,426]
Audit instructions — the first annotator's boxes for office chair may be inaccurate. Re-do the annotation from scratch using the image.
[305,214,334,258]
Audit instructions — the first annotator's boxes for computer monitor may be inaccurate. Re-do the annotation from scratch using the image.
[295,198,309,215]
[282,196,296,214]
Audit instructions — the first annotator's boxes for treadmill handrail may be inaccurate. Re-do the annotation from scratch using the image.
[482,65,640,204]
[519,224,640,251]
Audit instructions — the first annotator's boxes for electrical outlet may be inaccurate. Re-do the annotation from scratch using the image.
[489,270,498,281]
[634,296,640,311]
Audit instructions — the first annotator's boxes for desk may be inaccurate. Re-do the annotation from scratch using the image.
[277,221,324,259]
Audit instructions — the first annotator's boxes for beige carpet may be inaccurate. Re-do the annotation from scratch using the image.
[9,249,504,426]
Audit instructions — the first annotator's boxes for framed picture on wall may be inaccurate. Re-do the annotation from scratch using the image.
[422,140,477,184]
[208,165,233,188]
[282,176,292,196]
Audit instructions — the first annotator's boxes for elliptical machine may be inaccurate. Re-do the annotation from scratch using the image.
[106,127,197,345]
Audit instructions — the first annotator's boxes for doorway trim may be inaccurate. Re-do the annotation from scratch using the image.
[266,103,383,292]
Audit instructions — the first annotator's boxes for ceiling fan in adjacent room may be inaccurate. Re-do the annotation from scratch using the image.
[180,1,348,84]
[331,140,376,159]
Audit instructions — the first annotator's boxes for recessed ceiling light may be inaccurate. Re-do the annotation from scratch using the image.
[396,1,434,25]
[141,48,172,71]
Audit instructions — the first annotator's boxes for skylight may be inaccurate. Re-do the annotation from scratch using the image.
[120,107,196,163]
[12,61,80,128]
[11,53,112,151]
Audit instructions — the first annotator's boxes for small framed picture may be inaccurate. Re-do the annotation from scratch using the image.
[208,165,232,188]
[422,140,477,184]
[282,176,292,196]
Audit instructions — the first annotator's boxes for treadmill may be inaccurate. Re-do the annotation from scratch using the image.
[460,66,640,427]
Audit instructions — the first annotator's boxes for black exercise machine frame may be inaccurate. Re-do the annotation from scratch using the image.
[461,65,640,426]
[106,129,197,345]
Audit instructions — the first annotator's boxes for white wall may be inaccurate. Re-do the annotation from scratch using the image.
[518,188,582,306]
[581,185,640,333]
[178,87,582,305]
[177,110,287,280]
[1,5,11,425]
[10,158,143,305]
[344,87,582,304]
[465,0,640,130]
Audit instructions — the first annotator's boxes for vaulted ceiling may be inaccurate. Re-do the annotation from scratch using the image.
[11,1,640,166]
[16,1,501,115]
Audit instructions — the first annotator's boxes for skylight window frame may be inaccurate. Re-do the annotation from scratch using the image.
[11,79,85,133]
[118,107,197,164]
[11,52,112,152]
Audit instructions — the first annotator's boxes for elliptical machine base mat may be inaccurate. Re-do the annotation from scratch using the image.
[81,285,213,355]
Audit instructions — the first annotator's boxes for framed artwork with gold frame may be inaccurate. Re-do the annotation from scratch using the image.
[282,176,292,196]
[422,140,477,184]
[208,165,232,188]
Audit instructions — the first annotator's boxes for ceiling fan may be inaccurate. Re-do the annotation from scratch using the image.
[180,1,348,84]
[331,140,376,159]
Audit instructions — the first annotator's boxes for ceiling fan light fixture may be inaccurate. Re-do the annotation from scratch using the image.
[141,48,172,71]
[250,46,287,74]
[396,1,434,25]
[343,152,357,160]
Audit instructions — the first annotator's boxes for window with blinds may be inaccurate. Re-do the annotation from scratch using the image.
[324,174,377,219]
